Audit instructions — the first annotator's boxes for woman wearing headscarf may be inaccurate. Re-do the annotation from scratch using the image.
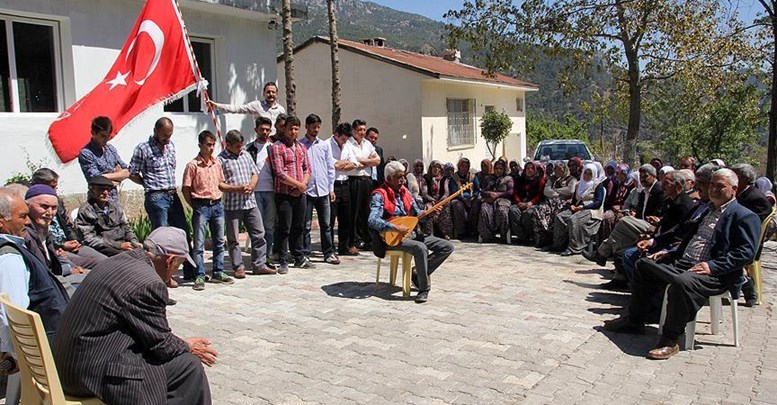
[599,163,635,241]
[567,157,583,180]
[622,171,642,212]
[407,159,425,206]
[449,158,480,239]
[553,163,607,256]
[508,161,546,244]
[529,161,577,247]
[509,159,522,185]
[419,160,444,236]
[756,176,776,207]
[479,160,514,243]
[471,159,495,238]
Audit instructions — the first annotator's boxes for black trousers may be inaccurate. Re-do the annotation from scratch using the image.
[629,258,728,340]
[349,176,372,247]
[331,180,352,254]
[164,353,211,405]
[275,193,306,265]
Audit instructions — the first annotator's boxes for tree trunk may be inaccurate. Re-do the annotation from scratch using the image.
[282,0,296,117]
[624,52,642,167]
[328,0,341,132]
[767,18,777,180]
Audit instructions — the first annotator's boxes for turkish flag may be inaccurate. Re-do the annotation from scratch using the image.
[48,0,200,163]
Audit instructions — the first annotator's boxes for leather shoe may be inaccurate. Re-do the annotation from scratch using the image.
[234,268,247,279]
[253,267,277,275]
[582,249,607,267]
[600,279,629,291]
[647,337,679,360]
[602,316,644,334]
[165,278,178,288]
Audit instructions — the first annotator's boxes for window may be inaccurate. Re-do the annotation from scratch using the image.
[0,16,61,112]
[516,97,524,113]
[165,38,214,113]
[446,98,475,147]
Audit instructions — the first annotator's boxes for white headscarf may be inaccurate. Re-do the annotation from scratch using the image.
[659,165,674,176]
[576,163,599,199]
[631,172,643,192]
[593,161,606,182]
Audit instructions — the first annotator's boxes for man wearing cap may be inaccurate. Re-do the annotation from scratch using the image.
[53,227,217,405]
[76,176,142,256]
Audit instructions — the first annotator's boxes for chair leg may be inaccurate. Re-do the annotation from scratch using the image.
[730,294,739,347]
[376,258,382,286]
[389,255,399,286]
[684,319,696,351]
[658,285,670,335]
[401,253,412,298]
[752,261,763,305]
[710,295,722,335]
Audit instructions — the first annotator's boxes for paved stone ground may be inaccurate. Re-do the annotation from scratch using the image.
[163,238,777,405]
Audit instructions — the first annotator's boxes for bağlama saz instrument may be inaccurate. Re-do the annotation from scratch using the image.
[381,182,473,246]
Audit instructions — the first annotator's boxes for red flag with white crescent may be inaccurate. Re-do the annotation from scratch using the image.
[48,0,200,163]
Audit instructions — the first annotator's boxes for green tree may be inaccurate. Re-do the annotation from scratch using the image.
[480,108,513,159]
[445,0,754,166]
[526,112,588,153]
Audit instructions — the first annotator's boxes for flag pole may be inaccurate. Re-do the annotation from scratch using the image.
[173,0,224,149]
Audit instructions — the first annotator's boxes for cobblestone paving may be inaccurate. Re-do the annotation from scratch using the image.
[165,240,777,404]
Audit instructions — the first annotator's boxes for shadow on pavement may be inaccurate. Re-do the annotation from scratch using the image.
[574,268,612,277]
[321,281,412,301]
[563,279,605,289]
[595,325,661,357]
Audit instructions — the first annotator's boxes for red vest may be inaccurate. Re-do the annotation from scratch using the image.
[371,183,414,219]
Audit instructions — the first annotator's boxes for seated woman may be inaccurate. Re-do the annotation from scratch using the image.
[449,158,480,239]
[529,162,577,248]
[471,159,495,238]
[553,164,606,256]
[418,160,452,238]
[567,157,583,181]
[600,164,635,241]
[406,159,424,206]
[508,161,546,244]
[479,160,514,243]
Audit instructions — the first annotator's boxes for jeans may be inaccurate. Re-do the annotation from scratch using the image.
[275,193,306,265]
[255,191,276,257]
[145,191,195,277]
[192,201,225,278]
[303,195,334,257]
[331,180,352,254]
[225,207,266,271]
[392,234,454,292]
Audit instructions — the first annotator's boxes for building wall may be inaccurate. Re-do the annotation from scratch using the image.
[421,80,528,167]
[276,42,426,163]
[0,0,277,195]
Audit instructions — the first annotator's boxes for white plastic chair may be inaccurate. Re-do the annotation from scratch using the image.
[659,286,739,350]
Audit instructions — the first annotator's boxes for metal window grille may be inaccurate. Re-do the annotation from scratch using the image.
[446,98,474,147]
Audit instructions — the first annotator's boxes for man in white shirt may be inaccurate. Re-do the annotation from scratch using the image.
[207,82,286,137]
[245,117,278,270]
[329,123,359,256]
[346,119,381,252]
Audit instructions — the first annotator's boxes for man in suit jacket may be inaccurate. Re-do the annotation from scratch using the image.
[603,168,760,360]
[53,227,217,405]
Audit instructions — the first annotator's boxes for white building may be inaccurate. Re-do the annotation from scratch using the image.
[0,0,282,195]
[276,36,538,166]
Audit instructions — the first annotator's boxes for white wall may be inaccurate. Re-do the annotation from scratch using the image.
[421,80,528,166]
[0,0,277,195]
[276,42,426,163]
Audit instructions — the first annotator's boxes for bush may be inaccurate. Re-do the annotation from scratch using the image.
[128,215,152,242]
[480,109,513,159]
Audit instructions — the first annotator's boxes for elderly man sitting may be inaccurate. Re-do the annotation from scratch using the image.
[603,168,760,360]
[53,227,217,404]
[76,176,142,256]
[368,161,454,303]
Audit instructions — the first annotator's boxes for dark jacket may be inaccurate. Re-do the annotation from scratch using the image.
[635,181,667,220]
[56,197,79,243]
[672,199,760,294]
[76,199,139,252]
[654,201,711,248]
[23,225,65,276]
[737,185,773,222]
[53,249,191,404]
[0,239,69,339]
[656,192,695,234]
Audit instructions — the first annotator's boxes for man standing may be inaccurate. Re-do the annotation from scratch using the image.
[269,116,313,274]
[218,130,273,278]
[368,161,454,303]
[329,123,359,256]
[53,227,216,405]
[245,117,277,269]
[603,169,760,360]
[207,82,286,137]
[347,119,380,251]
[76,176,142,257]
[129,117,194,282]
[366,127,385,187]
[78,116,130,202]
[183,131,231,291]
[300,114,338,264]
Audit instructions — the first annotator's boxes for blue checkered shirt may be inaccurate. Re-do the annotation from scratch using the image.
[129,136,177,191]
[218,149,258,211]
[78,140,128,202]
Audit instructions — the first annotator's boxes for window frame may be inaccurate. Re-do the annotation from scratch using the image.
[164,36,215,114]
[446,97,476,150]
[0,14,64,113]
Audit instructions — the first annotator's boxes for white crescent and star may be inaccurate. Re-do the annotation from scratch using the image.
[106,19,165,90]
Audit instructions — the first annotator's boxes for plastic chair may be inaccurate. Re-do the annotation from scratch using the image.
[0,294,105,405]
[746,208,776,305]
[658,287,738,350]
[375,250,413,298]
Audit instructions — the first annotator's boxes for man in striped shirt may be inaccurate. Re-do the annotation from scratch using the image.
[269,116,312,274]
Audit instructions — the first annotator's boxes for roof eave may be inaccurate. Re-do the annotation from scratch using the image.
[436,76,539,92]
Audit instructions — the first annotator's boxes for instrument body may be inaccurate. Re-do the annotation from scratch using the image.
[381,183,472,246]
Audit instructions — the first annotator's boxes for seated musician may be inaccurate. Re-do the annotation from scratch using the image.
[369,161,454,303]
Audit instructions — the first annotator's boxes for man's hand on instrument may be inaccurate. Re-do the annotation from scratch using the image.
[393,224,411,233]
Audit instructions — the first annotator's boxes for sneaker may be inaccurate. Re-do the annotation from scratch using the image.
[414,291,429,303]
[193,277,205,291]
[278,263,289,274]
[264,262,278,271]
[212,272,235,284]
[325,255,341,265]
[295,258,317,269]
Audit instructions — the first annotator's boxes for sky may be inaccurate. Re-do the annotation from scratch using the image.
[370,0,768,24]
